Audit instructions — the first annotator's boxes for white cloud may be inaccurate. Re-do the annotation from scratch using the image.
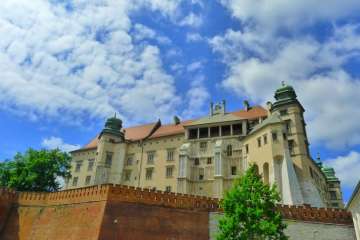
[182,75,209,118]
[133,24,172,45]
[42,137,80,152]
[324,151,360,190]
[220,0,360,30]
[179,13,203,28]
[187,60,204,72]
[210,24,360,149]
[186,32,204,42]
[0,0,183,125]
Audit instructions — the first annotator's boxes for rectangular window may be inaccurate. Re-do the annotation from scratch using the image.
[189,129,198,139]
[75,162,82,172]
[146,168,154,180]
[167,149,175,161]
[124,170,131,181]
[200,142,207,150]
[207,157,212,164]
[105,152,113,167]
[288,140,295,155]
[221,125,231,136]
[280,109,288,116]
[88,159,94,171]
[330,191,337,200]
[165,186,172,192]
[166,166,174,178]
[72,177,78,186]
[285,120,291,133]
[232,123,243,135]
[210,126,220,137]
[231,166,237,175]
[199,168,204,180]
[245,144,249,154]
[147,151,155,164]
[194,158,200,166]
[263,134,268,145]
[309,167,314,178]
[257,137,261,147]
[126,155,133,166]
[85,176,91,185]
[226,145,232,157]
[199,127,209,138]
[272,132,278,142]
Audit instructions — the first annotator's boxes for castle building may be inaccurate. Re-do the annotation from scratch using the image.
[66,84,343,208]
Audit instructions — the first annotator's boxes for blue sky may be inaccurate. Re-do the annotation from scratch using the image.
[0,0,360,203]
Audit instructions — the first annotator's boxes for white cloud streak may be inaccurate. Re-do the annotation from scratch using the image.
[42,137,80,152]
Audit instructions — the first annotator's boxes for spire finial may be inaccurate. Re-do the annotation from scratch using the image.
[316,152,321,161]
[281,81,286,87]
[114,112,117,118]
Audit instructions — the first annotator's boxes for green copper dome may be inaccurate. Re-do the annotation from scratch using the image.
[321,167,340,182]
[274,82,297,101]
[100,114,124,139]
[271,82,301,111]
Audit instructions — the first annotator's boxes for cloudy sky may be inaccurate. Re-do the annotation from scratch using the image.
[0,0,360,202]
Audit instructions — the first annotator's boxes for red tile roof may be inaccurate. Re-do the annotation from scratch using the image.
[73,106,267,152]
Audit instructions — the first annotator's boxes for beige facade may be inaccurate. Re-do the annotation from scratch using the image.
[66,84,343,208]
[347,181,360,240]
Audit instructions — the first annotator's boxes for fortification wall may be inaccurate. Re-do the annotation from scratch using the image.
[0,185,356,240]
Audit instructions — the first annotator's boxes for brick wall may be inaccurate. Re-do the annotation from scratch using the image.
[0,185,355,240]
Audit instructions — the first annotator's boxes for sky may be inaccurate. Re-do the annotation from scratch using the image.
[0,0,360,203]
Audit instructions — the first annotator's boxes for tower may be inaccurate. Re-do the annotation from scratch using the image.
[94,115,127,185]
[270,82,326,207]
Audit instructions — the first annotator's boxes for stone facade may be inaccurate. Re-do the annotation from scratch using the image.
[66,84,343,208]
[0,185,355,240]
[347,181,360,240]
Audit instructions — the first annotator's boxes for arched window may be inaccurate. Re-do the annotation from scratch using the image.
[226,145,232,156]
[263,163,269,184]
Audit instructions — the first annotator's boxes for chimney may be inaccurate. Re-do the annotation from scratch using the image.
[243,100,250,111]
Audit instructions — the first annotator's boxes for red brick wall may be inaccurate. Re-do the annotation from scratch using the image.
[99,201,209,240]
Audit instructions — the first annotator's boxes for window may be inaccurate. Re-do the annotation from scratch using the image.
[207,157,212,164]
[288,140,295,155]
[272,132,278,142]
[165,186,172,192]
[280,109,288,116]
[200,142,207,150]
[231,166,237,175]
[166,166,174,178]
[146,168,154,180]
[199,127,209,138]
[194,158,200,166]
[332,203,339,207]
[226,145,232,156]
[285,120,291,133]
[245,144,249,154]
[232,124,243,135]
[105,152,113,167]
[147,151,155,164]
[189,129,198,139]
[329,183,335,188]
[330,191,337,200]
[210,126,220,137]
[124,170,131,181]
[88,159,94,171]
[263,134,268,145]
[85,176,91,185]
[221,125,231,136]
[126,155,133,166]
[257,137,261,147]
[199,168,204,180]
[167,149,175,161]
[72,177,78,186]
[75,162,82,172]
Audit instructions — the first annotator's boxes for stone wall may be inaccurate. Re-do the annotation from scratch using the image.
[0,185,356,240]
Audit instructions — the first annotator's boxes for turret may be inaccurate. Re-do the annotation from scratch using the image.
[99,114,125,141]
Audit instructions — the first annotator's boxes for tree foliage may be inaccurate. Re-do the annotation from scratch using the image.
[0,148,71,192]
[217,165,288,240]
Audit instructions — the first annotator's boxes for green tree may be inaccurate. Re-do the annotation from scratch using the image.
[217,165,288,240]
[0,148,71,192]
